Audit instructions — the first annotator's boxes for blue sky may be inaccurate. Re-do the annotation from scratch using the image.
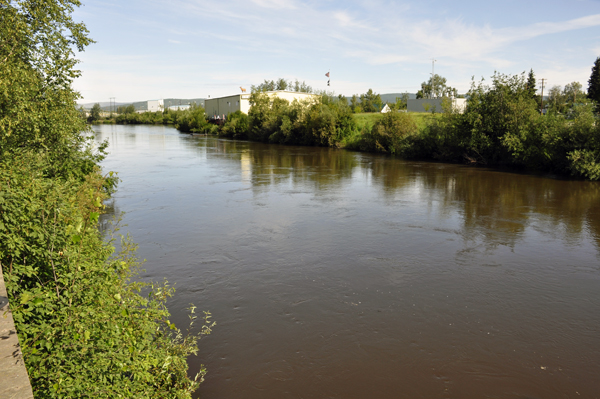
[73,0,600,103]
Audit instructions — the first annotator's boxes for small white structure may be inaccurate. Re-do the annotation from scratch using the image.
[381,104,391,113]
[204,91,319,118]
[168,104,191,111]
[135,99,165,113]
[147,99,164,113]
[407,98,467,114]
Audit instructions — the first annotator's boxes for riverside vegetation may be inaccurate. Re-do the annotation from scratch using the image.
[99,68,600,179]
[1,1,214,397]
[200,71,600,180]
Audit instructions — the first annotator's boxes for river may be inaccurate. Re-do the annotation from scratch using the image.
[95,124,600,399]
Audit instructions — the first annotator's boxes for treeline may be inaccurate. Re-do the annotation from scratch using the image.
[213,71,600,180]
[1,1,212,397]
[407,73,600,180]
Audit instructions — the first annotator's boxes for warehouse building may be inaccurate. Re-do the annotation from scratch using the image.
[407,98,467,114]
[204,91,319,118]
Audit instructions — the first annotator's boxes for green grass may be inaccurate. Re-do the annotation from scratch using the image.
[352,112,442,132]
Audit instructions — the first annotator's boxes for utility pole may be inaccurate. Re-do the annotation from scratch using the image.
[539,79,546,115]
[431,58,437,99]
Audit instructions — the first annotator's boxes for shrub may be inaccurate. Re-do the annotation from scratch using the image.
[360,111,417,154]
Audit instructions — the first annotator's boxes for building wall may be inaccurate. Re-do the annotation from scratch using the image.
[265,91,319,104]
[205,94,250,117]
[407,98,466,113]
[147,100,164,113]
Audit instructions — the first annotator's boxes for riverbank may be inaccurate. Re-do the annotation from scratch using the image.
[89,76,600,180]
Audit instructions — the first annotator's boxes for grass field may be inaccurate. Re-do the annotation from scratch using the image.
[353,112,441,131]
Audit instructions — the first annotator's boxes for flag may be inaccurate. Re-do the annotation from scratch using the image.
[325,72,330,77]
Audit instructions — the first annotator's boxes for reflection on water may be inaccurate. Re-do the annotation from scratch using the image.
[95,124,600,399]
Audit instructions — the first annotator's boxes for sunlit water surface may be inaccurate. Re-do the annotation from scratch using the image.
[95,124,600,399]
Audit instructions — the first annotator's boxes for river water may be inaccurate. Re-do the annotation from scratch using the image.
[94,124,600,399]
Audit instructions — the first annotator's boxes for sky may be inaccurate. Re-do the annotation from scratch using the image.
[73,0,600,103]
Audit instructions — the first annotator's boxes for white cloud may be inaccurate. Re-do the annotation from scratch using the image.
[251,0,296,9]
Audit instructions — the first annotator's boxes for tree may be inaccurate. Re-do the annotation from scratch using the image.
[275,77,289,91]
[526,69,537,98]
[416,74,457,99]
[350,94,360,113]
[292,79,313,93]
[588,57,600,105]
[360,89,383,112]
[0,0,97,178]
[89,103,102,121]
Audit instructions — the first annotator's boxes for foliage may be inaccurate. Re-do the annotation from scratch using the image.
[219,111,249,139]
[0,155,214,397]
[1,1,214,396]
[588,56,600,111]
[360,111,418,154]
[526,69,537,99]
[89,103,102,122]
[547,82,585,115]
[243,92,357,147]
[404,72,600,179]
[116,104,136,114]
[174,104,210,133]
[359,89,383,113]
[251,78,313,93]
[416,74,457,99]
[0,0,100,180]
[389,93,409,111]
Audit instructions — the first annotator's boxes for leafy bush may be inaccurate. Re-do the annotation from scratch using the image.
[360,111,418,154]
[1,1,215,396]
[175,105,210,133]
[0,155,214,397]
[404,72,600,179]
[220,111,250,139]
[246,92,357,147]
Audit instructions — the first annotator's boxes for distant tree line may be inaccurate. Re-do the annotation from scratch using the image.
[251,78,313,93]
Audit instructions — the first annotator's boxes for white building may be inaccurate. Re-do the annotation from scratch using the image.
[204,91,319,118]
[381,104,391,113]
[407,98,467,114]
[136,99,164,113]
[147,99,164,112]
[168,104,191,111]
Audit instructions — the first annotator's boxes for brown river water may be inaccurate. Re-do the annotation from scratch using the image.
[94,124,600,399]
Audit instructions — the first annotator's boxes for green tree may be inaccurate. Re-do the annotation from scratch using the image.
[292,79,313,93]
[416,74,456,99]
[0,0,98,179]
[89,103,102,121]
[587,57,600,106]
[359,89,383,112]
[350,94,360,113]
[275,78,289,91]
[526,69,537,98]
